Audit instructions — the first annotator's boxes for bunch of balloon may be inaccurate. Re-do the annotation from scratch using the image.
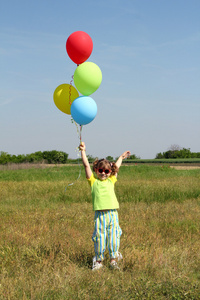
[66,31,102,126]
[53,30,102,142]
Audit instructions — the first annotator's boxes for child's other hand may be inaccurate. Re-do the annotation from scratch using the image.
[79,142,86,151]
[122,151,131,159]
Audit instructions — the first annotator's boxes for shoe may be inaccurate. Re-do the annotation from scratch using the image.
[110,260,120,270]
[117,252,123,261]
[92,257,103,271]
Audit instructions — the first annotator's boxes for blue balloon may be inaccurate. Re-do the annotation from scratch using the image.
[71,96,97,125]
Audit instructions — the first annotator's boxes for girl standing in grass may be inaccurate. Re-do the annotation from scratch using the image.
[79,142,130,271]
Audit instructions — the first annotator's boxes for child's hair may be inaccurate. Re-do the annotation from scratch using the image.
[93,159,119,176]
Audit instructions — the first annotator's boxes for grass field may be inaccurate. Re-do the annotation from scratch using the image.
[0,164,200,299]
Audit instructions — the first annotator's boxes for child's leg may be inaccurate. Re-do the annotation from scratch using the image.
[107,210,122,260]
[92,211,107,262]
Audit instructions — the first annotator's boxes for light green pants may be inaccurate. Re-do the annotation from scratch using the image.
[92,210,122,261]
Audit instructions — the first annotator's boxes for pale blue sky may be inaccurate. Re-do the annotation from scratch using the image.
[0,0,200,159]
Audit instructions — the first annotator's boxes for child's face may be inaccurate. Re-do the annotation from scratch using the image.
[96,167,111,180]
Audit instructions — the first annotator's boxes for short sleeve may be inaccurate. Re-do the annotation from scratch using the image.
[87,173,96,187]
[109,175,117,184]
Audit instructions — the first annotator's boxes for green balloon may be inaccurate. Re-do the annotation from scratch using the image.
[74,62,102,96]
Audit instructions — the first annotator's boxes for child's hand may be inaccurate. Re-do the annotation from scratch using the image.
[121,151,131,159]
[79,142,86,152]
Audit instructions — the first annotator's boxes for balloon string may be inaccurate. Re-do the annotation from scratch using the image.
[65,121,83,192]
[69,75,74,106]
[79,125,82,143]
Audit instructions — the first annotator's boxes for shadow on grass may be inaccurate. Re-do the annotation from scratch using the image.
[68,251,94,269]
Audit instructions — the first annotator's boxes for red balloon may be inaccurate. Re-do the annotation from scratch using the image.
[66,31,93,64]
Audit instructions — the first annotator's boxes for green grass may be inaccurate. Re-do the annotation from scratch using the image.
[123,158,200,164]
[0,165,200,299]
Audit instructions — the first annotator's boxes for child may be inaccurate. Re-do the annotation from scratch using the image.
[79,142,130,270]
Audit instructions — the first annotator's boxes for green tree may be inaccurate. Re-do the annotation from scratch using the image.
[155,152,164,159]
[0,152,11,164]
[12,154,26,163]
[43,150,68,164]
[155,147,193,159]
[127,154,138,160]
[87,154,96,163]
[106,156,114,161]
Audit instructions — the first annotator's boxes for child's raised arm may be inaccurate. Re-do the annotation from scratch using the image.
[79,142,92,179]
[115,150,131,169]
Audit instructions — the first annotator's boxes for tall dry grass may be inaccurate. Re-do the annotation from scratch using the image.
[0,165,199,299]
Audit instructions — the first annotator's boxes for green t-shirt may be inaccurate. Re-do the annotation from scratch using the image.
[87,173,119,211]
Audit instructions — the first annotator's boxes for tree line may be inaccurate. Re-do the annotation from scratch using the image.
[0,151,139,165]
[156,148,200,159]
[0,150,68,165]
[0,147,199,165]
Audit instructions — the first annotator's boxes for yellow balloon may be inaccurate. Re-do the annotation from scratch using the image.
[53,84,79,114]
